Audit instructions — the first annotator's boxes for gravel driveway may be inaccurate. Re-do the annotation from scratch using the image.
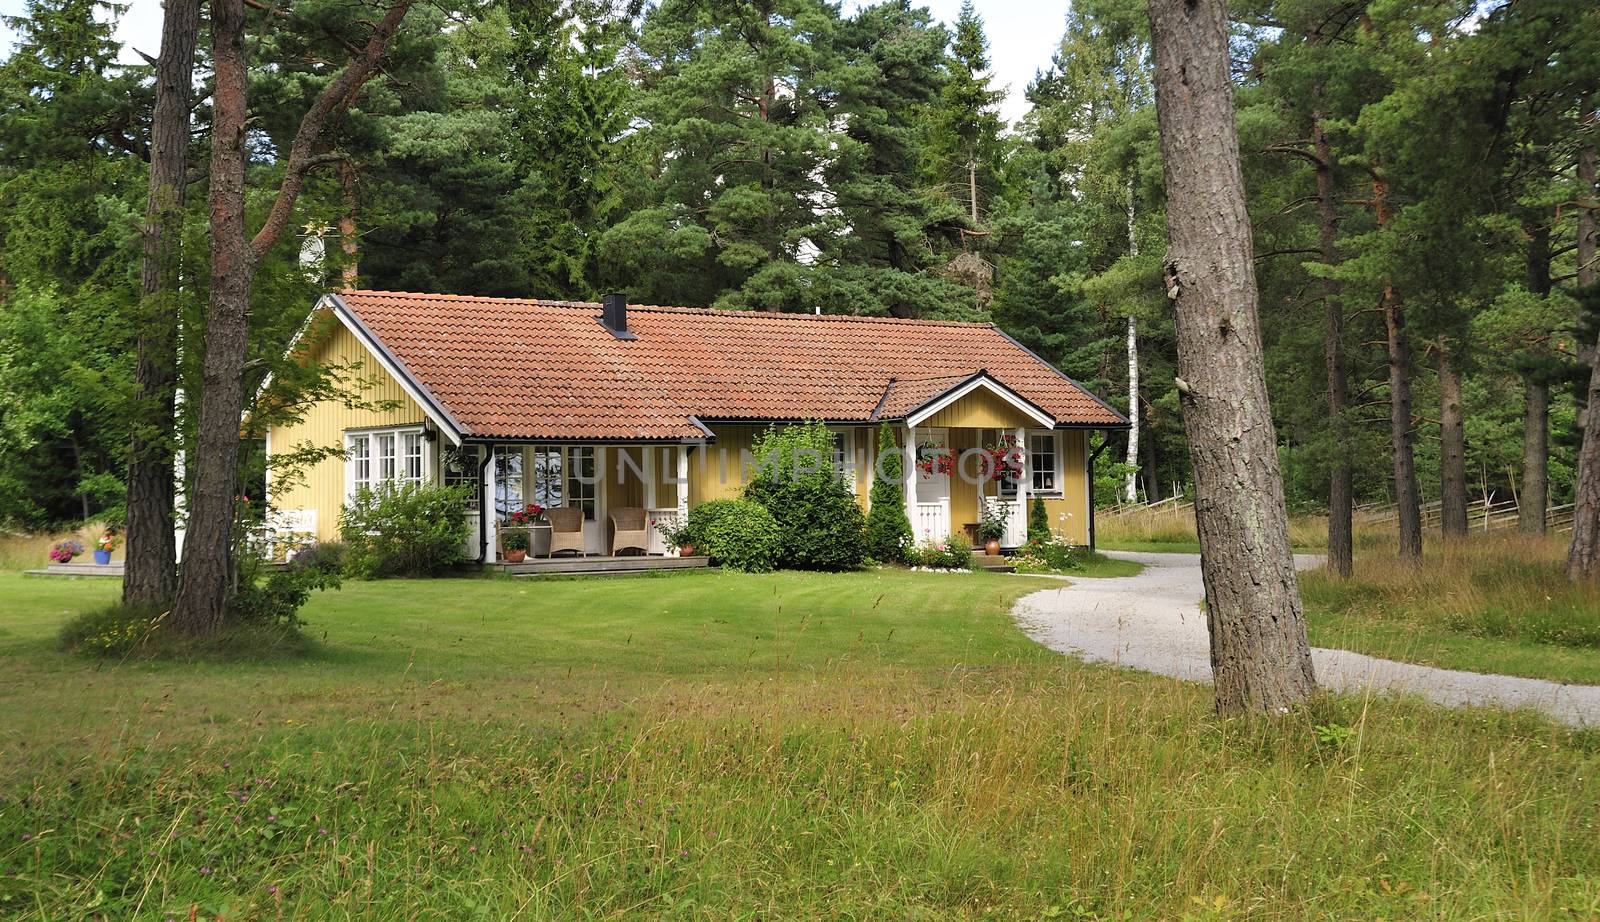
[1013,551,1600,727]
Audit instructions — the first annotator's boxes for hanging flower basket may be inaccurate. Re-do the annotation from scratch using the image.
[916,442,956,476]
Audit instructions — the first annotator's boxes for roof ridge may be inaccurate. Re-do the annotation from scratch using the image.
[337,289,998,329]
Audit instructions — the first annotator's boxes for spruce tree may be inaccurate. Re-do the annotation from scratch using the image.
[865,423,913,562]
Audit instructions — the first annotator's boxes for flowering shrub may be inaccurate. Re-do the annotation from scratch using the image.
[1010,536,1083,573]
[906,533,973,570]
[915,442,956,476]
[96,529,121,553]
[49,539,85,563]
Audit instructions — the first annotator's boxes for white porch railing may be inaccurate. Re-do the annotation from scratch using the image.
[984,497,1027,548]
[915,502,949,542]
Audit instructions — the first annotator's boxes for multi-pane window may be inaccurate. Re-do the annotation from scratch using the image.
[348,434,372,492]
[403,432,424,484]
[829,428,858,493]
[566,447,597,520]
[378,433,397,482]
[494,445,523,518]
[442,446,481,511]
[347,427,427,498]
[529,446,565,508]
[1029,433,1059,494]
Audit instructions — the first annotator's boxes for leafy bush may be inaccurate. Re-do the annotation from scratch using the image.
[864,423,913,563]
[340,483,473,578]
[977,501,1011,543]
[1011,536,1084,574]
[686,499,781,572]
[502,529,530,552]
[907,533,973,570]
[744,421,865,571]
[231,544,345,629]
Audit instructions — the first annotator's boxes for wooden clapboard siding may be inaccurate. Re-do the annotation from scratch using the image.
[920,387,1037,429]
[267,319,428,541]
[1039,429,1091,545]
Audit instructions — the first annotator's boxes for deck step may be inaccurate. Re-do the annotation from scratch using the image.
[504,555,710,577]
[970,553,1016,573]
[23,563,124,578]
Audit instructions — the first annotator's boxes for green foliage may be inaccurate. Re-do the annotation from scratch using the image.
[230,544,344,630]
[685,498,781,573]
[501,529,530,552]
[1028,495,1049,543]
[1011,536,1084,574]
[907,532,973,570]
[339,484,473,578]
[864,423,913,562]
[744,422,866,571]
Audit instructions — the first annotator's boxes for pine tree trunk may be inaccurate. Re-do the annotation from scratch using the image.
[171,0,251,635]
[1374,172,1422,564]
[1439,347,1468,539]
[1521,220,1552,534]
[123,0,201,607]
[339,158,360,287]
[1568,107,1598,579]
[1521,382,1549,534]
[1146,0,1315,714]
[1312,107,1352,578]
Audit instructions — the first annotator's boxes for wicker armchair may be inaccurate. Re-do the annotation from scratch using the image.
[546,506,587,557]
[609,507,650,556]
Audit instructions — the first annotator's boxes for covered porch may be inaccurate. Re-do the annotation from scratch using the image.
[458,441,700,564]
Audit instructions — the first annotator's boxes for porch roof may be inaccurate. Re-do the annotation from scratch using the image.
[326,290,1129,442]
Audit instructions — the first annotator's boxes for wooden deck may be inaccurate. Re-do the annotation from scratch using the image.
[497,555,711,577]
[23,562,124,578]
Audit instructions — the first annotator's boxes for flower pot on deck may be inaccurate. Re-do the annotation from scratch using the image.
[504,549,527,564]
[679,543,696,557]
[93,549,112,565]
[985,538,1001,556]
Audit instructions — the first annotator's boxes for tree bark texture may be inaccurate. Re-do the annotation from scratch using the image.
[1374,173,1422,564]
[1146,0,1316,714]
[1521,221,1552,534]
[171,0,251,635]
[123,0,201,607]
[1125,183,1141,504]
[1312,107,1352,577]
[1439,347,1468,539]
[1569,108,1599,579]
[339,157,360,287]
[171,0,416,634]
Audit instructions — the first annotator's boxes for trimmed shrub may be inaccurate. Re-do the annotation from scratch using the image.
[1028,495,1049,543]
[687,499,781,573]
[340,483,473,578]
[744,421,865,571]
[864,422,913,562]
[1011,536,1084,573]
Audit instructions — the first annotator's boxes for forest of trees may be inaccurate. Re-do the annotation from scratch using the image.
[1,0,1596,577]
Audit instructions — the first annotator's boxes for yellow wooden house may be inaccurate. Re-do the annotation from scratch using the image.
[264,290,1128,562]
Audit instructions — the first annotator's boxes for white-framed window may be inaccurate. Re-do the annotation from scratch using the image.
[566,446,598,520]
[529,446,564,509]
[494,445,524,518]
[442,445,482,511]
[346,426,427,498]
[1029,431,1062,495]
[829,427,858,493]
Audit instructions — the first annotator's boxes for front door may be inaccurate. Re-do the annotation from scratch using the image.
[915,427,951,540]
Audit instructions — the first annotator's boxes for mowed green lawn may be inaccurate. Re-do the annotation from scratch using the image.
[2,570,1599,919]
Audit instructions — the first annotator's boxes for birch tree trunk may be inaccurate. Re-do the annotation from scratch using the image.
[123,0,201,607]
[1439,347,1468,540]
[1568,105,1599,579]
[1146,0,1316,714]
[1124,185,1141,505]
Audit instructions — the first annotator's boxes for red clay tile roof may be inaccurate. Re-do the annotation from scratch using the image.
[331,290,1127,441]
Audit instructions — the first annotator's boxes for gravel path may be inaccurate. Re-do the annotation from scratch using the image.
[1013,551,1600,726]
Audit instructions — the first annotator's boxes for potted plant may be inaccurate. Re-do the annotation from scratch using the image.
[655,518,695,556]
[93,528,120,565]
[501,528,530,563]
[50,539,85,565]
[978,502,1010,556]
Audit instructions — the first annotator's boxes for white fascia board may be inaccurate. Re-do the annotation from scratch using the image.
[906,374,1056,429]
